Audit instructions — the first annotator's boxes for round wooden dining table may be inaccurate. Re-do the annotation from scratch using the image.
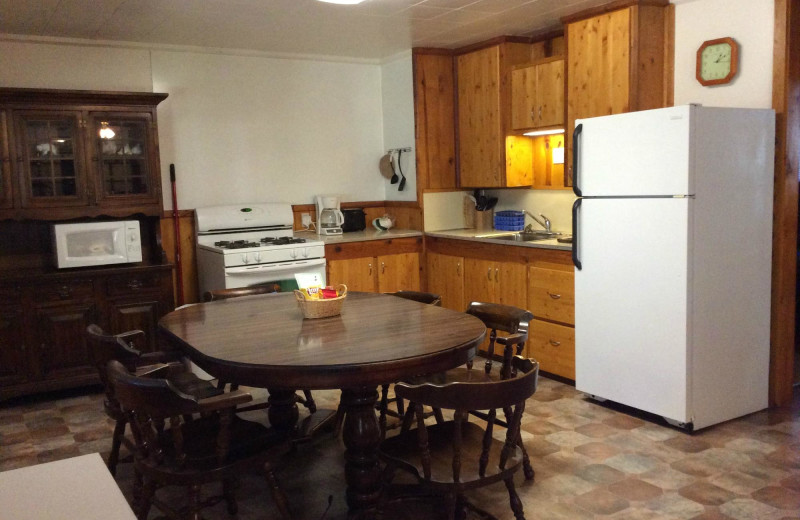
[158,291,486,519]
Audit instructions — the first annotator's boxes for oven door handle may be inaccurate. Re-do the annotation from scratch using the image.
[225,258,326,275]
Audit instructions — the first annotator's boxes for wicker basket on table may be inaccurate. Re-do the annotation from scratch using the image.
[294,284,348,319]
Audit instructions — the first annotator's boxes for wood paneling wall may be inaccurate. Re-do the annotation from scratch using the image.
[160,210,197,305]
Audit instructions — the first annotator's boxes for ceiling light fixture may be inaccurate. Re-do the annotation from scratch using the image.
[316,0,365,4]
[99,121,115,139]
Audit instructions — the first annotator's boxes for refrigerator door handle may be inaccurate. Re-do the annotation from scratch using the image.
[572,123,583,197]
[572,198,582,270]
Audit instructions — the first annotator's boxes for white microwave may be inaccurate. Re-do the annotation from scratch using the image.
[51,220,142,269]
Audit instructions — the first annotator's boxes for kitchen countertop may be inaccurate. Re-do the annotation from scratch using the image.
[296,227,571,251]
[296,228,423,244]
[426,229,572,251]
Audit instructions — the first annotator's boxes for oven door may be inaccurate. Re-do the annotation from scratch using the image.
[223,258,326,291]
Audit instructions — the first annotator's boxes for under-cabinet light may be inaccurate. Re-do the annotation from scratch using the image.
[523,128,565,137]
[316,0,365,4]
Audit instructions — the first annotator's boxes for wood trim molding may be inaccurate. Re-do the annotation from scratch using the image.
[454,35,534,55]
[560,0,668,25]
[413,47,454,56]
[0,87,168,107]
[769,0,800,406]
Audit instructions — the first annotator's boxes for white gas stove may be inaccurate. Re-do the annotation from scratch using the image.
[195,203,326,294]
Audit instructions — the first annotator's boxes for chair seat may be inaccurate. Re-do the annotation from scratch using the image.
[380,420,522,488]
[169,371,225,400]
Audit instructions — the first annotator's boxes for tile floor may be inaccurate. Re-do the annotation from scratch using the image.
[1,377,798,520]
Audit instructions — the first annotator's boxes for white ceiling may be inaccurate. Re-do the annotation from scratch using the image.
[0,0,611,61]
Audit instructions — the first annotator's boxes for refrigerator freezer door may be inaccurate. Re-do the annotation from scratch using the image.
[574,197,691,424]
[574,105,693,197]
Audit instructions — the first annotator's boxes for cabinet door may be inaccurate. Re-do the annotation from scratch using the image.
[107,298,163,353]
[426,252,464,311]
[566,8,631,175]
[528,319,575,379]
[458,46,502,188]
[15,110,89,208]
[511,66,537,130]
[536,59,564,128]
[462,258,497,308]
[0,304,29,387]
[88,112,160,206]
[377,253,420,294]
[328,257,376,293]
[32,302,97,381]
[496,261,527,309]
[527,266,574,324]
[0,111,12,209]
[414,52,457,190]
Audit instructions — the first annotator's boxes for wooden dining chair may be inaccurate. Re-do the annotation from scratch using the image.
[400,301,537,480]
[85,324,224,476]
[108,359,294,520]
[202,283,281,302]
[379,356,540,520]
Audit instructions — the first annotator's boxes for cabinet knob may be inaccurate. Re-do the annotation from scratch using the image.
[57,286,71,299]
[549,339,561,347]
[494,268,499,282]
[456,262,460,276]
[381,262,386,274]
[128,279,143,290]
[487,268,492,281]
[547,292,561,300]
[368,263,373,276]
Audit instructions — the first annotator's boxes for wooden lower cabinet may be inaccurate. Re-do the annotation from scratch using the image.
[426,252,463,311]
[528,319,575,380]
[325,236,423,294]
[0,265,174,401]
[426,236,575,380]
[463,258,526,310]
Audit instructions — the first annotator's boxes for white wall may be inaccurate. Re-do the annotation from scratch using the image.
[673,0,774,108]
[0,39,152,92]
[0,38,387,210]
[151,50,384,209]
[380,52,417,202]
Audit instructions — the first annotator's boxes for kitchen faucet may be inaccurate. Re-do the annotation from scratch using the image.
[523,210,552,233]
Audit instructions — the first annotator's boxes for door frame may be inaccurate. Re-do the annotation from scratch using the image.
[770,0,800,405]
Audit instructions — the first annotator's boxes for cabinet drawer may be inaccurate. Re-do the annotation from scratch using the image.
[33,280,94,303]
[528,319,574,380]
[107,273,163,296]
[528,267,574,324]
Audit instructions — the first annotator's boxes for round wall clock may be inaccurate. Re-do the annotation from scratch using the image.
[696,37,739,86]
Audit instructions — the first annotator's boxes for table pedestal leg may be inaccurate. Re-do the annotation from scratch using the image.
[341,387,381,519]
[267,388,299,433]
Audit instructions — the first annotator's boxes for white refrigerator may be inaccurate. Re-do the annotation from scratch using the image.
[571,105,774,430]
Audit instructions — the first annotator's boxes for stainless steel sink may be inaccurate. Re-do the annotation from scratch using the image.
[492,232,560,242]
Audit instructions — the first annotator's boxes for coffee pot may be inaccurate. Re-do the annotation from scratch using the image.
[315,195,344,235]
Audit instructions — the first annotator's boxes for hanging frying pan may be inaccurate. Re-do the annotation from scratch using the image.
[379,152,394,180]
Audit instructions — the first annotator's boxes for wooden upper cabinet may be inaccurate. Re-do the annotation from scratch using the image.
[511,57,564,131]
[0,111,12,209]
[457,42,533,188]
[413,50,456,191]
[564,1,669,181]
[0,88,167,220]
[88,112,161,207]
[14,110,88,209]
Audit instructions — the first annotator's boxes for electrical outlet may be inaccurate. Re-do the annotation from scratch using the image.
[301,213,312,227]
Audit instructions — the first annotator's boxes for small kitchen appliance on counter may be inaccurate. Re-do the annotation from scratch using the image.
[341,208,366,232]
[195,203,326,295]
[315,195,344,235]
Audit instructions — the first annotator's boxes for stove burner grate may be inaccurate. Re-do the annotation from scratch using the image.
[260,236,307,245]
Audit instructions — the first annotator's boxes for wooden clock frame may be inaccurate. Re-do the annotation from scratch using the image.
[696,37,739,86]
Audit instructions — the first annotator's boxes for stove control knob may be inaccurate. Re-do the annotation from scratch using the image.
[290,249,297,259]
[302,248,310,258]
[241,253,249,264]
[254,252,261,263]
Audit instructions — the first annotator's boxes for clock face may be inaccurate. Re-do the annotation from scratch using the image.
[700,43,732,80]
[696,37,739,86]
